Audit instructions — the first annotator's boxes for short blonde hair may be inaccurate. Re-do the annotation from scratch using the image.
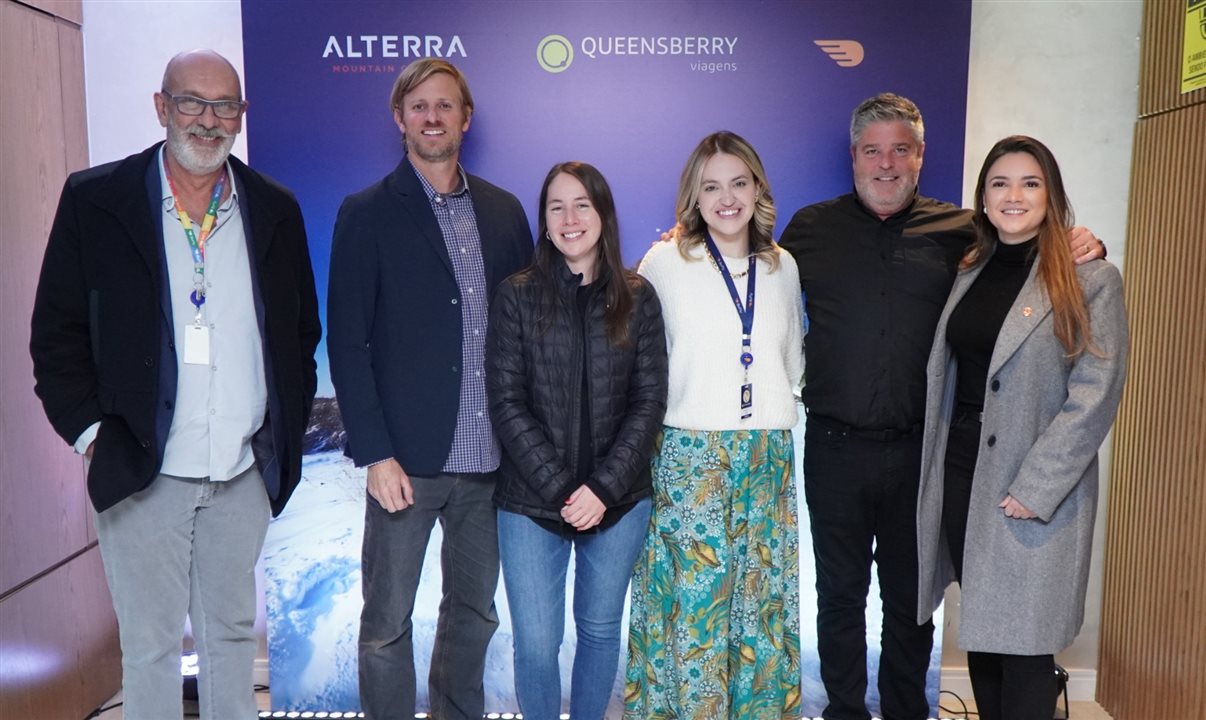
[388,59,474,118]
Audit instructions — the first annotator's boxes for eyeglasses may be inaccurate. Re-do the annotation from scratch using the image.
[161,91,247,120]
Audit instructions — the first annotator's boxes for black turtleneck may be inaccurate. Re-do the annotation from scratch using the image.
[946,238,1037,410]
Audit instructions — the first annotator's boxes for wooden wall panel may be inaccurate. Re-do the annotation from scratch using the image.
[0,547,120,720]
[1137,0,1205,115]
[0,0,91,596]
[58,18,89,175]
[1097,104,1205,719]
[0,0,118,716]
[18,0,80,25]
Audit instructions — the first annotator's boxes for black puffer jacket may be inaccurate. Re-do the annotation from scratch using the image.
[487,261,667,523]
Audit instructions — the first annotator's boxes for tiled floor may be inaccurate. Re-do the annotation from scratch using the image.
[91,689,1115,720]
[90,688,273,718]
[940,693,1114,720]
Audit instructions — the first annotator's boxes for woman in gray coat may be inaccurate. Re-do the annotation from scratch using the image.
[915,136,1128,720]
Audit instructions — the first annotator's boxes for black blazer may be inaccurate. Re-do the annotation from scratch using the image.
[327,157,533,472]
[30,143,321,516]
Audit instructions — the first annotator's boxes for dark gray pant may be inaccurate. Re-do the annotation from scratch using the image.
[358,472,500,720]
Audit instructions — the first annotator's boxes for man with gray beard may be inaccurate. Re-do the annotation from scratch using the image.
[30,49,320,720]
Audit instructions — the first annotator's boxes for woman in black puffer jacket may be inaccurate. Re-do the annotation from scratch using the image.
[486,161,667,720]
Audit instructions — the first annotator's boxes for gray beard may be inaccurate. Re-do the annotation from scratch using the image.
[853,175,916,217]
[167,125,235,175]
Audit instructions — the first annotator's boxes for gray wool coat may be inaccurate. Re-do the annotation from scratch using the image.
[916,252,1128,655]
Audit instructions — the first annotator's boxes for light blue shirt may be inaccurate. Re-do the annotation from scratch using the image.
[78,149,267,481]
[158,149,266,480]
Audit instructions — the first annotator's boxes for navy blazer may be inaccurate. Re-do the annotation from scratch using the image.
[327,157,533,472]
[30,143,321,516]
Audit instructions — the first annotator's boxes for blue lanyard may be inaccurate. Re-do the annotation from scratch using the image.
[701,231,756,369]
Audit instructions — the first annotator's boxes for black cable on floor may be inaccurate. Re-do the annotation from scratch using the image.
[82,701,122,720]
[1055,663,1071,719]
[938,688,979,719]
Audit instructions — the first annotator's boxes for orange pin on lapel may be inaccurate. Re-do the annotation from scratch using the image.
[1022,307,1033,317]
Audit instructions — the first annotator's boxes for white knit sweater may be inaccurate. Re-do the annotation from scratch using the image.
[638,238,804,431]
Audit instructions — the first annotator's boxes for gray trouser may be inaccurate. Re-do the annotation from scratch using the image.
[358,472,500,720]
[94,466,269,720]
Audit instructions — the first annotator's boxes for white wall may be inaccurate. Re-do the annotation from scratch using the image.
[80,0,1143,703]
[83,0,247,167]
[947,0,1141,698]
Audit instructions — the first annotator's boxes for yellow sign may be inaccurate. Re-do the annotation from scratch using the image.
[1184,0,1206,93]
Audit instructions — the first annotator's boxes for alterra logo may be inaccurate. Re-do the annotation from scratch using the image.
[322,34,467,59]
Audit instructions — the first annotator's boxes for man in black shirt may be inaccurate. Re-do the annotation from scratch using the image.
[779,94,1100,720]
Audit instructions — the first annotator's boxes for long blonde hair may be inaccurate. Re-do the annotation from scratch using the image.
[670,131,780,270]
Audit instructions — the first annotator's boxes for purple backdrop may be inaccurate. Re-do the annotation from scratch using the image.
[242,0,971,714]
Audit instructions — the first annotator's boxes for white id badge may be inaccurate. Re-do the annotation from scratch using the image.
[183,324,210,364]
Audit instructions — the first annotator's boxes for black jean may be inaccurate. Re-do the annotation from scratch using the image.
[942,409,982,583]
[358,472,500,720]
[943,414,1059,720]
[967,651,1059,720]
[803,415,934,720]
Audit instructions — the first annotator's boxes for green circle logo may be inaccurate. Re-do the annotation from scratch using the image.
[537,34,574,73]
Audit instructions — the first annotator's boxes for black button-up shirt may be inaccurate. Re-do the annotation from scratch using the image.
[779,191,973,430]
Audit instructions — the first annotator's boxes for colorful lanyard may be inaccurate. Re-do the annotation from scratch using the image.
[702,231,757,417]
[164,158,227,321]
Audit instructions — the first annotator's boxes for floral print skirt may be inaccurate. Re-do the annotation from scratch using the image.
[624,426,802,720]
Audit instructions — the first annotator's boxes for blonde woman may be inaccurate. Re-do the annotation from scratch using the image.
[625,131,804,719]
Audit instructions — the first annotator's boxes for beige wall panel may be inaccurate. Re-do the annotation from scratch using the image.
[56,15,94,545]
[18,0,80,25]
[1098,103,1205,719]
[57,18,89,174]
[0,1,118,717]
[0,546,119,720]
[1138,0,1206,116]
[0,0,91,595]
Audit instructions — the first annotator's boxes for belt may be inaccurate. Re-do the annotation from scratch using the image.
[808,414,920,442]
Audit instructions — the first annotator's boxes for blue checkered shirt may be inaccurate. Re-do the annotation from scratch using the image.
[413,162,499,473]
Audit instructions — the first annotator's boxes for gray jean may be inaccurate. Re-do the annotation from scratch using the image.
[358,472,500,720]
[94,466,269,720]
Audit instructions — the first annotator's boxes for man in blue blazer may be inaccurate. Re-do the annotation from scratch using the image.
[327,59,532,720]
[30,49,320,719]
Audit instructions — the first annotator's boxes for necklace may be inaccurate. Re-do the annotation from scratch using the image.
[706,252,751,279]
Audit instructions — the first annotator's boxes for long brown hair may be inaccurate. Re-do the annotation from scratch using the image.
[671,131,780,270]
[967,135,1092,357]
[532,161,635,347]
